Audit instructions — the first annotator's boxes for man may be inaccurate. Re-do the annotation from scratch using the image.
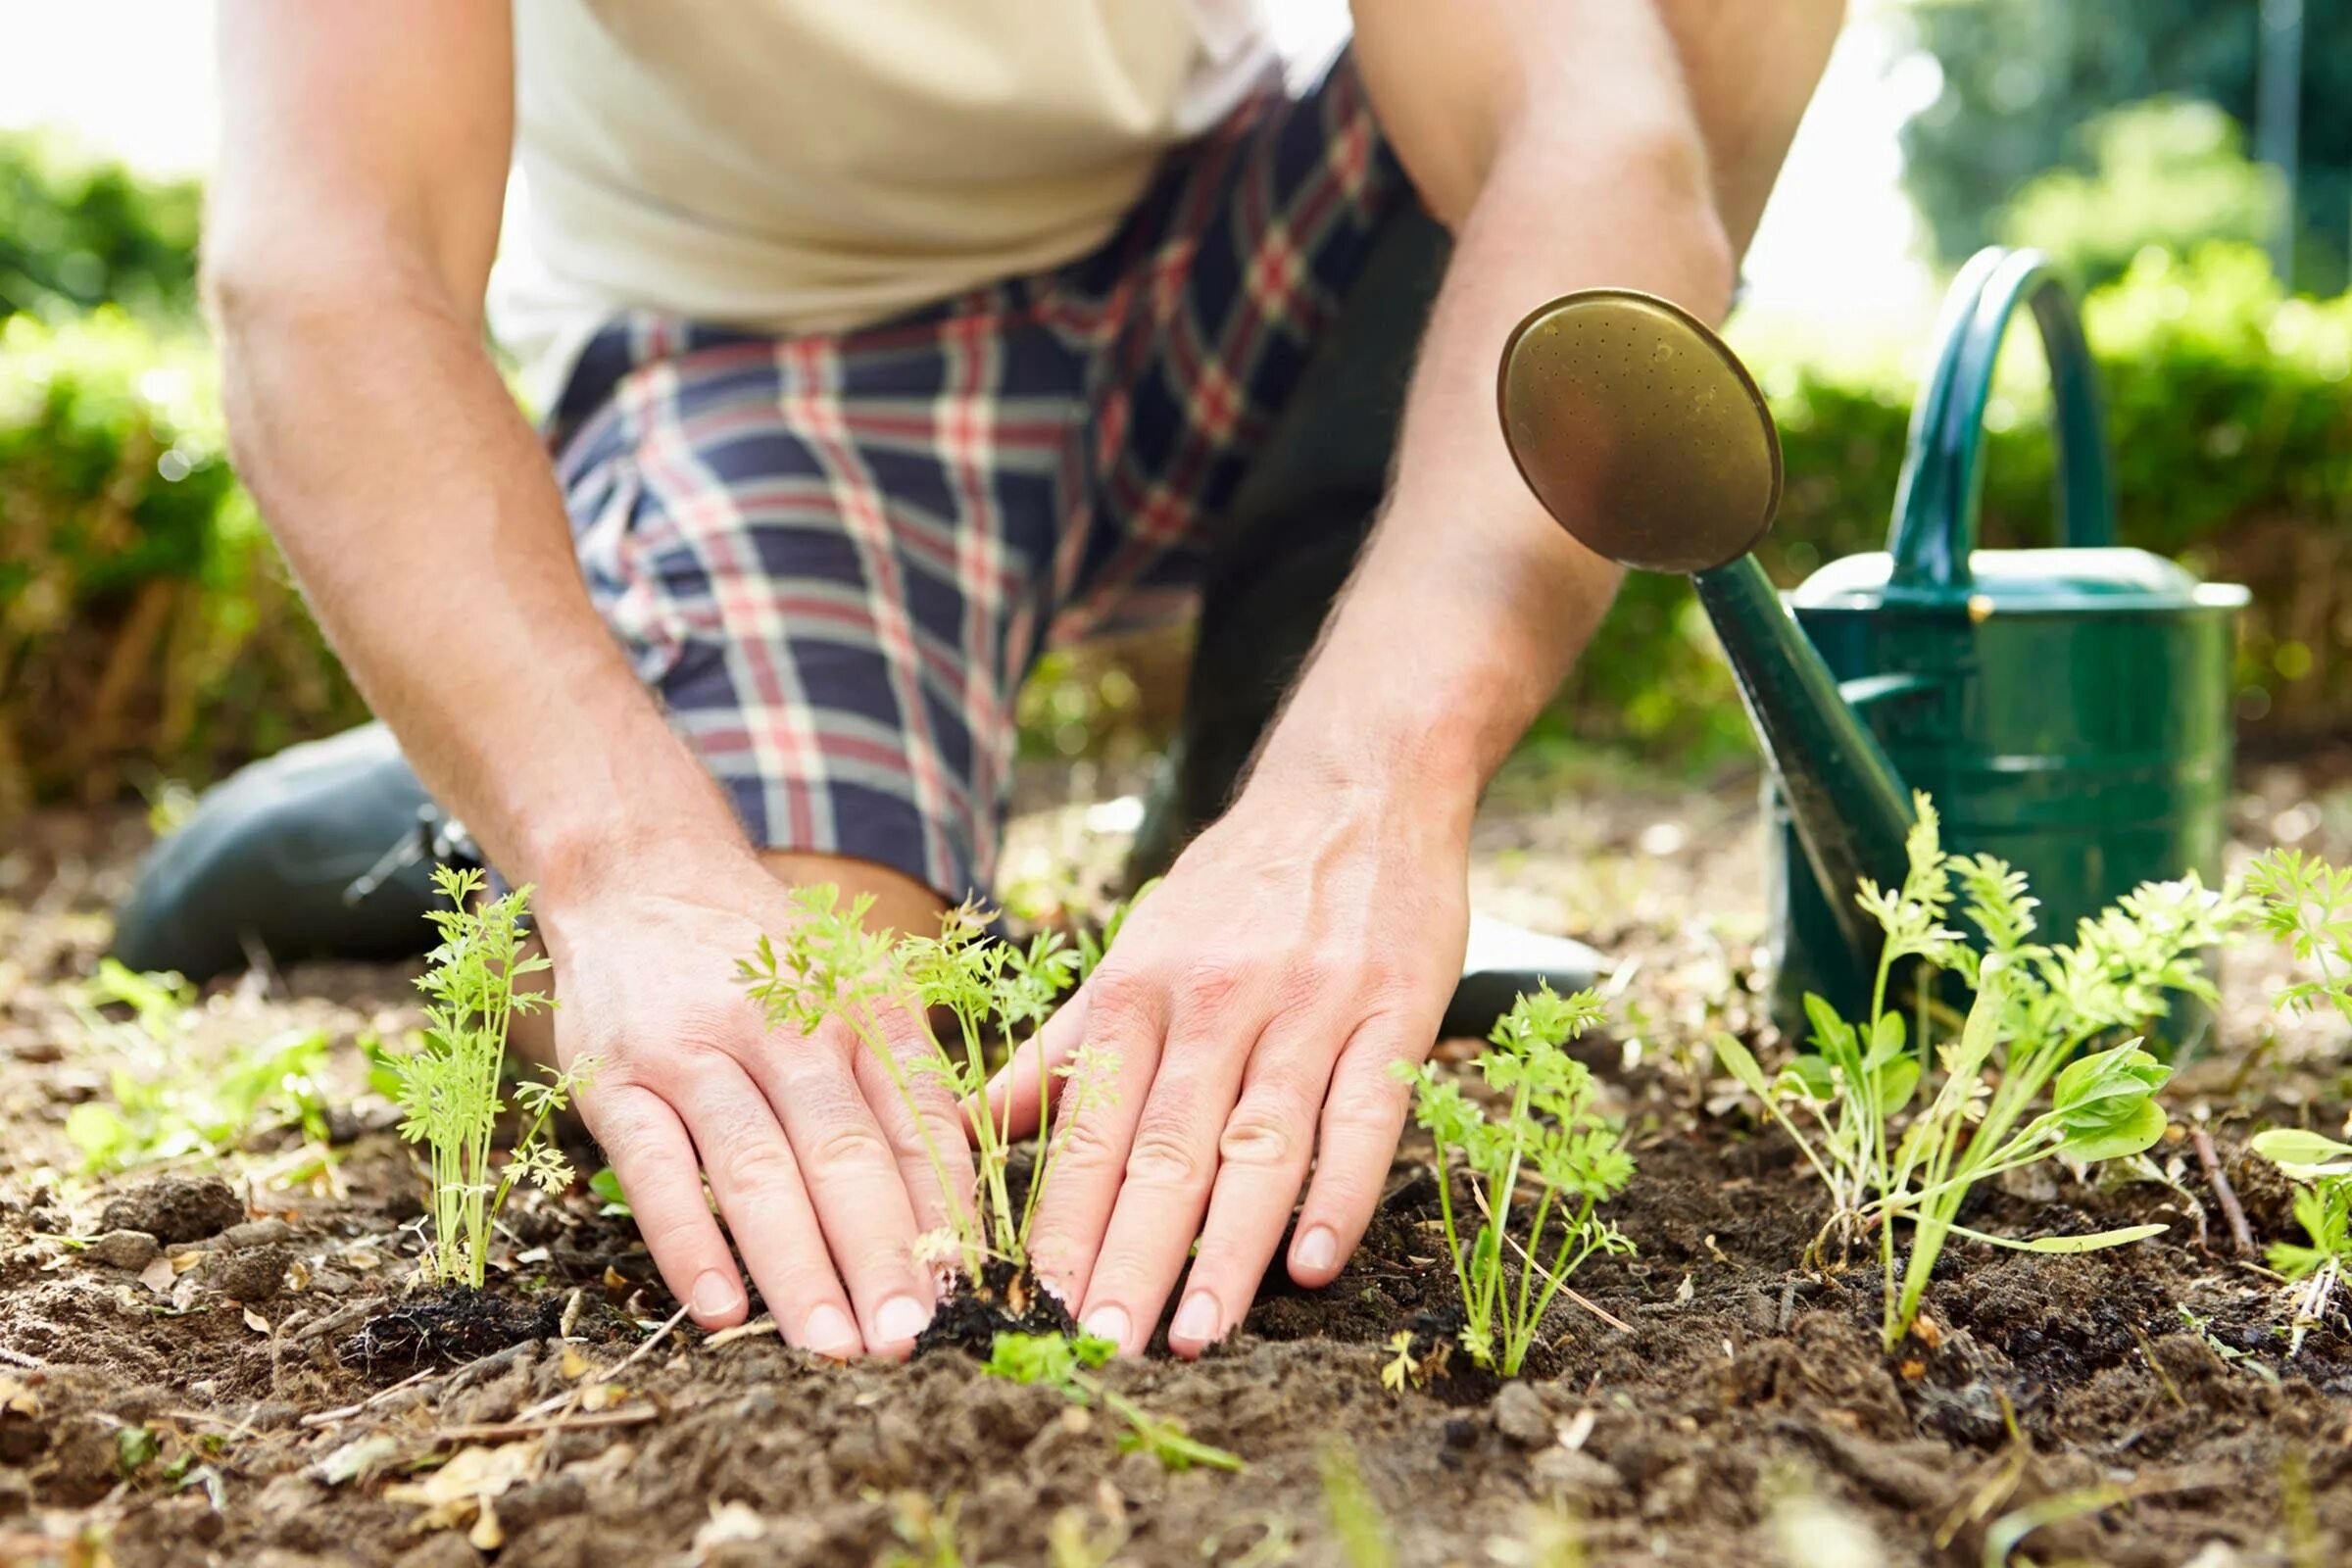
[171,0,1838,1362]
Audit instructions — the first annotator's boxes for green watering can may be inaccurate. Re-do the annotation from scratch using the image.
[1495,247,2248,1034]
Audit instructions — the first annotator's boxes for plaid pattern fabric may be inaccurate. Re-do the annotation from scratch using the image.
[548,49,1412,902]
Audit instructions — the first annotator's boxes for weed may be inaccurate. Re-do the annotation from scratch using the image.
[741,888,1129,1287]
[1395,984,1634,1376]
[2246,1128,2352,1354]
[64,960,331,1173]
[1713,795,2246,1348]
[388,867,589,1289]
[983,1331,1241,1472]
[2249,848,2352,1027]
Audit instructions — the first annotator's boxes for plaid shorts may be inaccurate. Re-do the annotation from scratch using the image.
[548,49,1414,902]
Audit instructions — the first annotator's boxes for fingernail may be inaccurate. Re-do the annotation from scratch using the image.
[691,1270,741,1321]
[875,1294,931,1347]
[1296,1224,1338,1274]
[1171,1292,1219,1347]
[803,1302,858,1358]
[1082,1303,1131,1348]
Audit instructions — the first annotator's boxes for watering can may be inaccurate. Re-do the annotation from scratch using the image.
[1494,247,2247,1034]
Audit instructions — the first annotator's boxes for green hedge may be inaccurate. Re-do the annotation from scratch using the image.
[0,311,361,810]
[1553,242,2352,765]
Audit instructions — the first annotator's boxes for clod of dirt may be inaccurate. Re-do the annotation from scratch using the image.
[1530,1447,1623,1498]
[1491,1382,1555,1446]
[98,1175,243,1245]
[205,1245,292,1303]
[208,1218,298,1251]
[914,1259,1078,1357]
[80,1229,160,1272]
[348,1286,564,1368]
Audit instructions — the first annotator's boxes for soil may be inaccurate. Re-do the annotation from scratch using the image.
[1,750,2350,1566]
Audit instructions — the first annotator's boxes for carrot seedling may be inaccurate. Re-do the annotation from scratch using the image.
[741,887,1130,1290]
[391,866,590,1289]
[2247,1129,2352,1354]
[983,1330,1241,1472]
[1395,983,1634,1377]
[2248,847,2352,1028]
[1713,795,2248,1348]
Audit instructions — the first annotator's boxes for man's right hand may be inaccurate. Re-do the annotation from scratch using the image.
[537,842,971,1356]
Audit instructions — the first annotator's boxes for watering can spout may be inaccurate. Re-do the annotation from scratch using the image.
[1495,290,1919,984]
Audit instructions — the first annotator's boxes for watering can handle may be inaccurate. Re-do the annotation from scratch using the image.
[1886,248,2116,595]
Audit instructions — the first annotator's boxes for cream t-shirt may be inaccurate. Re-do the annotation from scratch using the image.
[490,0,1276,403]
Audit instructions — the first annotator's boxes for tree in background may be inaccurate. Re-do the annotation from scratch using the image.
[1901,0,2351,291]
[1999,100,2284,290]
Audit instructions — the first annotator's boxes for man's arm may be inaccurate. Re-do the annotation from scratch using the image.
[1015,0,1841,1356]
[211,1,962,1356]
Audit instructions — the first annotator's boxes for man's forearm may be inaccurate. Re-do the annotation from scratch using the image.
[216,274,748,896]
[1252,114,1731,814]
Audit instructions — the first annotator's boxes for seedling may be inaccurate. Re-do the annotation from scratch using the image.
[982,1331,1241,1472]
[390,867,590,1289]
[1713,795,2245,1348]
[64,960,331,1173]
[2249,847,2352,1027]
[741,888,1126,1289]
[1395,984,1634,1377]
[2246,1129,2352,1354]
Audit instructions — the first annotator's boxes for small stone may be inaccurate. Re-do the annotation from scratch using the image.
[205,1246,292,1304]
[1491,1383,1555,1447]
[82,1230,161,1272]
[1531,1447,1624,1496]
[212,1218,298,1251]
[99,1176,243,1245]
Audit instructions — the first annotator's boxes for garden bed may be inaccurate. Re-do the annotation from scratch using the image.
[0,753,2347,1567]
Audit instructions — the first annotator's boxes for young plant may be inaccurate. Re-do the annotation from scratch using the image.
[2246,1129,2352,1354]
[64,960,332,1173]
[1395,984,1634,1377]
[1713,795,2248,1348]
[2249,848,2352,1027]
[740,888,1124,1288]
[391,866,589,1289]
[983,1330,1241,1472]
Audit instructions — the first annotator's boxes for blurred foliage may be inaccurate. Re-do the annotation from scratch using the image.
[0,310,363,812]
[2001,100,2284,289]
[1902,0,2352,291]
[0,131,201,322]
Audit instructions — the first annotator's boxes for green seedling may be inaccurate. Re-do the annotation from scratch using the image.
[741,888,1128,1288]
[1395,984,1634,1377]
[983,1331,1241,1472]
[64,959,331,1173]
[2247,1128,2352,1354]
[389,867,590,1289]
[1319,1444,1396,1568]
[1713,795,2246,1348]
[2249,847,2352,1028]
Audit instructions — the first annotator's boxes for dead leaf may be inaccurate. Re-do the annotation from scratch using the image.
[136,1255,174,1295]
[469,1498,504,1552]
[317,1435,401,1487]
[703,1314,775,1350]
[559,1346,590,1381]
[580,1383,625,1413]
[0,1376,40,1417]
[693,1500,767,1551]
[1674,1273,1694,1305]
[243,1307,270,1335]
[384,1441,541,1534]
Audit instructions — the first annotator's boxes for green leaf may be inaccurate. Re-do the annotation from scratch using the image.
[1945,1220,2170,1254]
[588,1165,633,1217]
[2058,1098,2169,1163]
[2250,1128,2352,1180]
[1710,1034,1771,1099]
[118,1427,159,1476]
[1873,1056,1922,1117]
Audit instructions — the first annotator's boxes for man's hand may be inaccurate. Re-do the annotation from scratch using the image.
[1002,768,1469,1356]
[538,843,972,1355]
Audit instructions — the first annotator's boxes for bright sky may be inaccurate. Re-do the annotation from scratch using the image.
[0,0,1937,331]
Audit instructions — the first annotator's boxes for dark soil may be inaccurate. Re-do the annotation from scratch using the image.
[0,754,2348,1565]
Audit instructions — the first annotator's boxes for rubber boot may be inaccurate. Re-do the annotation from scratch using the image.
[110,722,465,983]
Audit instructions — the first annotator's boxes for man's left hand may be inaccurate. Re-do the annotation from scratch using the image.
[999,769,1469,1357]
